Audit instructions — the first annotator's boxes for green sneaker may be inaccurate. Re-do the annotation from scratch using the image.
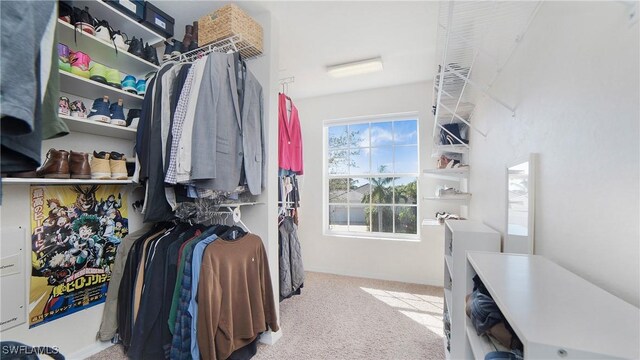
[105,68,122,89]
[90,63,108,84]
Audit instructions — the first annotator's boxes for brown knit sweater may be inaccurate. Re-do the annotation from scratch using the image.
[197,233,279,360]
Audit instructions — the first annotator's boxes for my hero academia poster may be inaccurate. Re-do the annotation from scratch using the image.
[28,184,128,328]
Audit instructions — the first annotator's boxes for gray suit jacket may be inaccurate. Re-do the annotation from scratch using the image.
[191,52,265,195]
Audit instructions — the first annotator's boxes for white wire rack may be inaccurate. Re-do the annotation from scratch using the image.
[168,34,263,63]
[431,1,542,155]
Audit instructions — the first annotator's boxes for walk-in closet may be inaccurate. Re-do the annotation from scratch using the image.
[1,1,638,359]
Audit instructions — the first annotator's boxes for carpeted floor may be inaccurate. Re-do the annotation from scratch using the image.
[88,271,445,360]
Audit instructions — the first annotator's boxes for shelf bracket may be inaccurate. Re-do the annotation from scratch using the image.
[445,64,516,116]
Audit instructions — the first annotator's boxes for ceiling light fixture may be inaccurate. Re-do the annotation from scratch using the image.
[327,57,383,78]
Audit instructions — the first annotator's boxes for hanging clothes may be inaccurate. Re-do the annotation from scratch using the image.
[278,93,303,175]
[197,233,279,360]
[279,216,304,300]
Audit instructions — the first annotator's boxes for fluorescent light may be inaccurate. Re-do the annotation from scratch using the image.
[327,57,383,78]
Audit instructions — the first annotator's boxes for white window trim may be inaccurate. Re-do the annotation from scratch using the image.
[323,112,421,241]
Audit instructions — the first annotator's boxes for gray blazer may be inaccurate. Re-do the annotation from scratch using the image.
[191,52,265,195]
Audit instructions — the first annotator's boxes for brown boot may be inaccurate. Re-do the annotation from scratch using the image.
[36,149,70,178]
[189,21,199,51]
[69,151,92,179]
[182,24,193,52]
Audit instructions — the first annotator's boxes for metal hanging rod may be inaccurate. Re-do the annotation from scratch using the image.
[169,34,262,63]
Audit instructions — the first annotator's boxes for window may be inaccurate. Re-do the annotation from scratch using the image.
[325,116,419,238]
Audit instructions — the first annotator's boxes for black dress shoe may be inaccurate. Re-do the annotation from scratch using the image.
[144,43,159,65]
[127,37,145,58]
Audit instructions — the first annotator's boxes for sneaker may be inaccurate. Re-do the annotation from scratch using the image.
[127,36,144,58]
[109,152,128,180]
[94,19,113,43]
[126,109,141,128]
[88,96,111,123]
[58,43,71,72]
[59,2,73,23]
[89,63,108,84]
[58,96,70,116]
[91,151,111,180]
[70,100,87,118]
[112,30,128,51]
[72,6,96,35]
[105,68,121,89]
[163,41,174,61]
[135,79,146,96]
[121,75,137,93]
[69,50,91,79]
[109,99,126,126]
[144,43,159,65]
[171,40,182,57]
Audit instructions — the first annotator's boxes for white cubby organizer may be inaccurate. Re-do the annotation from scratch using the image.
[443,220,500,359]
[465,252,640,359]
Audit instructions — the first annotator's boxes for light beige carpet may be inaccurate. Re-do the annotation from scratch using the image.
[88,271,445,360]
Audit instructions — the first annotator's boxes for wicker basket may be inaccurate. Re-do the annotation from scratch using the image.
[198,4,263,58]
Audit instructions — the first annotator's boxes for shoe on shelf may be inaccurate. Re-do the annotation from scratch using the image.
[94,19,114,43]
[59,1,73,23]
[58,96,70,116]
[36,149,70,179]
[89,63,108,84]
[72,6,96,35]
[69,151,91,179]
[188,21,199,52]
[127,36,145,58]
[106,68,121,89]
[88,96,111,123]
[163,41,174,61]
[91,151,111,180]
[70,100,87,118]
[109,99,126,126]
[69,51,91,79]
[144,43,159,65]
[121,75,137,93]
[182,25,193,53]
[126,109,141,128]
[109,152,128,180]
[112,30,128,51]
[135,79,146,96]
[171,39,182,57]
[58,43,71,72]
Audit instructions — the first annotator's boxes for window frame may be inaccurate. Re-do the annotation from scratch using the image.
[323,112,421,241]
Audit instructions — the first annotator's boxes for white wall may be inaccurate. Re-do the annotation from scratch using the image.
[468,2,640,306]
[296,81,445,286]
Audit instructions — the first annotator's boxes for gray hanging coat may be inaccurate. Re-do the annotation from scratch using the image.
[279,217,304,298]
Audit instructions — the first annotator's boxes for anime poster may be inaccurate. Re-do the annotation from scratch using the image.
[28,185,128,328]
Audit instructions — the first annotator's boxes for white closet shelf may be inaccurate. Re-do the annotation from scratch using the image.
[433,144,469,155]
[59,114,136,140]
[424,194,472,201]
[60,71,144,108]
[421,218,443,226]
[58,20,160,77]
[465,321,496,360]
[423,167,469,180]
[2,178,134,185]
[73,1,165,46]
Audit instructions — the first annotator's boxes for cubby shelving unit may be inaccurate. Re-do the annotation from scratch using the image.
[465,252,640,359]
[443,220,500,359]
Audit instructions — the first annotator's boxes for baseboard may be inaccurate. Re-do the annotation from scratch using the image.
[67,340,113,359]
[305,265,443,287]
[259,329,283,345]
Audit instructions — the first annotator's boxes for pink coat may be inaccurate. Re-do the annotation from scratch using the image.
[278,93,303,174]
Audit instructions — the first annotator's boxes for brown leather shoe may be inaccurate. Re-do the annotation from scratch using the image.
[36,149,70,178]
[69,151,91,179]
[182,24,193,52]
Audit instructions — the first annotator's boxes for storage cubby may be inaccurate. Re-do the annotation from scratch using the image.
[442,220,500,359]
[465,252,640,359]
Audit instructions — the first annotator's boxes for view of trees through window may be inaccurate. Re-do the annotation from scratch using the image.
[326,119,418,236]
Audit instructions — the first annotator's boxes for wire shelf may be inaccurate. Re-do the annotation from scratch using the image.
[168,34,263,63]
[431,1,542,155]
